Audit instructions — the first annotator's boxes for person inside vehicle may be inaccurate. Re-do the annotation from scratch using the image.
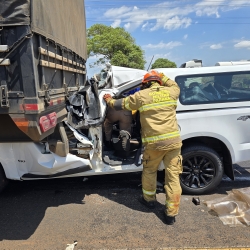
[180,77,225,103]
[103,86,141,153]
[103,107,132,150]
[195,75,232,102]
[183,82,218,103]
[213,75,232,96]
[103,70,183,225]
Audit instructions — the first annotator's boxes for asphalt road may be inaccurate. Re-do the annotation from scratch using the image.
[0,163,250,250]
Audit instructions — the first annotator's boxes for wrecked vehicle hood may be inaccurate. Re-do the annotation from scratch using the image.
[110,66,147,88]
[66,65,147,129]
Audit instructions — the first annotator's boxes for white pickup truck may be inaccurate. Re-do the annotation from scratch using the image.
[1,63,250,195]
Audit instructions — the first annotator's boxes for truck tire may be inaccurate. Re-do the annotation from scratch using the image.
[0,164,8,193]
[180,145,223,195]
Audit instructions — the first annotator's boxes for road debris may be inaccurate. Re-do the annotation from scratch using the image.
[192,197,200,205]
[65,241,77,250]
[205,187,250,227]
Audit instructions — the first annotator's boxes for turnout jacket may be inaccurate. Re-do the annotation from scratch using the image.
[108,74,182,150]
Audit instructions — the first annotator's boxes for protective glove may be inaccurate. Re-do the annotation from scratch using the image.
[159,72,169,85]
[103,93,112,103]
[160,73,177,88]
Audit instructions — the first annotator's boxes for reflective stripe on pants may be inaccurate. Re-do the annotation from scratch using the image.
[142,146,182,216]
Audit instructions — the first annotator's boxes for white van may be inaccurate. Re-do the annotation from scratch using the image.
[1,64,250,195]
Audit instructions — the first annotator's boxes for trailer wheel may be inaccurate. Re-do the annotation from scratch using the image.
[180,145,223,195]
[0,164,8,193]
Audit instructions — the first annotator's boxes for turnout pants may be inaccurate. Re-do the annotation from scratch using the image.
[142,145,183,216]
[104,107,132,141]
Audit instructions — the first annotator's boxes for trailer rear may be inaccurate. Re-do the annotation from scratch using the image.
[0,0,87,142]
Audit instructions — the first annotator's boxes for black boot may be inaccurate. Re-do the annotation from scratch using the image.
[119,130,131,151]
[164,213,176,225]
[138,195,155,209]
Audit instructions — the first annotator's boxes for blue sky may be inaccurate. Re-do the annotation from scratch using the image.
[85,0,250,77]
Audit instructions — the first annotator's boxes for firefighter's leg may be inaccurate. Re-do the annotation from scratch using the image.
[142,149,165,202]
[163,147,182,216]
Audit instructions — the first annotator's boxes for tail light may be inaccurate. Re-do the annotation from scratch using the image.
[39,112,57,133]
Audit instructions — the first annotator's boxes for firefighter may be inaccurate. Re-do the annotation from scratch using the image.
[103,70,182,225]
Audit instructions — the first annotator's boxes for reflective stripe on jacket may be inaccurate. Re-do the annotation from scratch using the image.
[108,77,182,149]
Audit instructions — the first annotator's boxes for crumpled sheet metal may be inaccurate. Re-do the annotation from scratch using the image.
[204,187,250,227]
[66,82,101,129]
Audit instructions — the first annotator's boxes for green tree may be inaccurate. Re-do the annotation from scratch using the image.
[87,24,146,69]
[151,58,177,69]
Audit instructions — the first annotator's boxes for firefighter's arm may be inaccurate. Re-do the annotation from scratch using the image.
[103,94,122,109]
[160,73,179,88]
[103,93,140,111]
[160,73,180,99]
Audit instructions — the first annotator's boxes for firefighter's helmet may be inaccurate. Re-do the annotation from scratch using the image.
[142,71,162,85]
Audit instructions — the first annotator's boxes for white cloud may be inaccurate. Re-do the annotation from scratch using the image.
[163,16,192,30]
[200,42,212,49]
[111,19,121,28]
[234,40,250,49]
[104,6,132,17]
[184,34,188,40]
[196,8,219,17]
[101,0,248,32]
[104,3,194,32]
[142,22,149,31]
[154,53,172,59]
[222,0,250,12]
[143,41,182,49]
[195,0,225,18]
[124,22,131,30]
[210,44,223,49]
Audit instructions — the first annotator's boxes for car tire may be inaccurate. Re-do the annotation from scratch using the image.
[0,164,8,193]
[180,145,223,195]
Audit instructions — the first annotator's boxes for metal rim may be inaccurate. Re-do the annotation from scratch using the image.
[181,153,216,189]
